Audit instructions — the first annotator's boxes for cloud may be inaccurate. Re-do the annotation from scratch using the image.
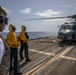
[35,9,62,17]
[60,5,71,8]
[20,8,31,14]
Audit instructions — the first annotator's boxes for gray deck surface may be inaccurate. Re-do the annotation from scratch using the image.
[10,37,76,75]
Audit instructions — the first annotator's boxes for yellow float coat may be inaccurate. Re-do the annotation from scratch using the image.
[6,31,20,48]
[19,31,28,43]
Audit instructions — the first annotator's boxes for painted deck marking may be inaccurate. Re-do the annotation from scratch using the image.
[25,46,74,75]
[29,49,55,56]
[29,48,76,61]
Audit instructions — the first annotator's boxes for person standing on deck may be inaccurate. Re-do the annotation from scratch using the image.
[0,6,10,75]
[19,25,31,62]
[6,24,22,75]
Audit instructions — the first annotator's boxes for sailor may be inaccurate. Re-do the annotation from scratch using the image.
[0,6,10,75]
[6,24,22,75]
[19,25,31,62]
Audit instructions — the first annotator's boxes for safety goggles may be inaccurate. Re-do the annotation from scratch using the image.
[5,17,9,25]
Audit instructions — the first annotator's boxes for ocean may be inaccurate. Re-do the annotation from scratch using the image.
[2,32,58,40]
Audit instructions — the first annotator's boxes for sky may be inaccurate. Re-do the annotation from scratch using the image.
[0,0,76,32]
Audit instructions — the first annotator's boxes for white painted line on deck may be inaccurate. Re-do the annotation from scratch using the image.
[29,49,55,56]
[61,56,76,61]
[26,46,74,75]
[29,48,76,61]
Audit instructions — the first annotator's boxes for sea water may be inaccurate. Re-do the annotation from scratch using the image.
[2,32,58,40]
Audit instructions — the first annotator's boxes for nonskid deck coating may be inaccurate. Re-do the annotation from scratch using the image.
[10,37,76,75]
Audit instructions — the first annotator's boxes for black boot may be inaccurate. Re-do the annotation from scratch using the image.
[26,59,31,63]
[14,72,22,75]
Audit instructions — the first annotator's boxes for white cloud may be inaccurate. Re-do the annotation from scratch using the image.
[35,9,62,17]
[20,8,31,14]
[60,5,71,8]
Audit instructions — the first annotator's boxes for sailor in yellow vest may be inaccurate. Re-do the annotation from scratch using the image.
[6,24,22,75]
[19,25,31,62]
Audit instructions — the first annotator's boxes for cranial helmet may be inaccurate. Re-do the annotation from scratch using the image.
[0,6,8,25]
[9,24,16,31]
[21,25,26,31]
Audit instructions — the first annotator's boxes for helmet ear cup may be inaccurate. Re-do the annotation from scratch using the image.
[0,15,5,24]
[12,26,16,31]
[0,15,8,25]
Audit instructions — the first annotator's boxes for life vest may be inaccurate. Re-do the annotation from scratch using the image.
[19,31,28,43]
[6,31,20,48]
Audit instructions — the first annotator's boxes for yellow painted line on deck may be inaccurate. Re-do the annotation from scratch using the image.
[29,49,55,56]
